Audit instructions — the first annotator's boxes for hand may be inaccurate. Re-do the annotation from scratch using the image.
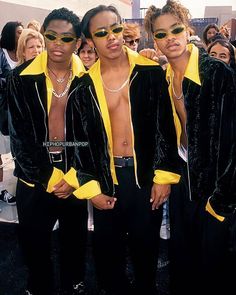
[139,48,159,62]
[53,179,75,199]
[150,183,171,210]
[91,194,117,210]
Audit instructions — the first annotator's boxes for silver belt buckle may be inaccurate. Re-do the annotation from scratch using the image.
[50,152,63,163]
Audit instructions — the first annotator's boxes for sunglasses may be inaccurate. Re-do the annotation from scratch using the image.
[44,32,76,43]
[92,25,124,38]
[153,25,185,40]
[125,38,140,46]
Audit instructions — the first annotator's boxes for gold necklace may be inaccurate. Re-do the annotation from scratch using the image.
[101,75,129,93]
[48,66,71,83]
[171,72,184,100]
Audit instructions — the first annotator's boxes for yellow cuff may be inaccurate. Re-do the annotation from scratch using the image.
[63,167,80,189]
[46,167,64,193]
[206,199,225,222]
[153,169,180,184]
[73,180,101,199]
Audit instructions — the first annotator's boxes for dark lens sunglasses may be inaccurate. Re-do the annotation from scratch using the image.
[125,38,140,46]
[154,26,185,40]
[92,25,124,38]
[44,32,76,43]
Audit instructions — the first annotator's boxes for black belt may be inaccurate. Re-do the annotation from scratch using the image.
[114,156,134,168]
[49,151,65,163]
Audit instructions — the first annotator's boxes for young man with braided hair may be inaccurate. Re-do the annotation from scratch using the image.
[143,1,236,294]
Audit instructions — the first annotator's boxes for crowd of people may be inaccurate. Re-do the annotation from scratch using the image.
[0,1,236,295]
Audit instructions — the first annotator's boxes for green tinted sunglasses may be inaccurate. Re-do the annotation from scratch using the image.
[154,25,185,40]
[44,32,76,43]
[92,25,124,38]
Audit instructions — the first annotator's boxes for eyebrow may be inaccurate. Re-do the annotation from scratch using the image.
[96,22,119,30]
[155,22,181,32]
[45,30,74,35]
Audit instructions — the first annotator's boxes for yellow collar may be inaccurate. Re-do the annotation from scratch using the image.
[20,50,85,78]
[166,43,201,86]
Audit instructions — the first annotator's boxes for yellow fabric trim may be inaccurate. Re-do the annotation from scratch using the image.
[168,83,182,147]
[153,169,180,184]
[73,180,101,199]
[63,167,80,189]
[20,51,85,114]
[88,47,158,185]
[46,167,64,193]
[166,43,201,146]
[166,43,201,86]
[206,199,225,222]
[89,59,117,184]
[19,178,35,187]
[20,51,85,77]
[184,44,201,86]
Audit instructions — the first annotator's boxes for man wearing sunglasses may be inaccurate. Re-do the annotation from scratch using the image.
[7,7,88,295]
[123,22,141,52]
[143,1,236,295]
[71,4,180,295]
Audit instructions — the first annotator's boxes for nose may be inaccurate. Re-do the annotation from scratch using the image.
[107,31,116,40]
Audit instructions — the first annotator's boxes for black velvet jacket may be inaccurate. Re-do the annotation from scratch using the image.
[7,52,84,188]
[72,49,181,197]
[167,44,236,216]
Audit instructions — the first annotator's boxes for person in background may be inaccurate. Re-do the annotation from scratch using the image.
[207,38,236,70]
[16,28,45,65]
[0,21,23,69]
[7,7,88,295]
[26,19,41,32]
[0,21,23,205]
[144,1,236,295]
[77,37,98,70]
[123,22,141,52]
[202,23,219,48]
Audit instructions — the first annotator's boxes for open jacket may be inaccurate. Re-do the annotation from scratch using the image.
[166,44,236,217]
[72,47,181,199]
[7,51,85,193]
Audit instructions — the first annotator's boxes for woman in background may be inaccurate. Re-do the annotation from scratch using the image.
[17,28,45,65]
[77,38,97,70]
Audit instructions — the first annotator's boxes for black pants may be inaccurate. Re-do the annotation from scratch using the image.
[16,179,88,295]
[169,161,236,295]
[93,167,163,295]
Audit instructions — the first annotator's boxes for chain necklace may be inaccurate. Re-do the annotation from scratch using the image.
[52,71,72,99]
[171,72,184,100]
[101,75,129,93]
[48,66,71,83]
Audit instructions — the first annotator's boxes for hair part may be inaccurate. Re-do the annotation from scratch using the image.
[144,0,191,37]
[81,5,122,39]
[42,7,81,38]
[0,21,23,51]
